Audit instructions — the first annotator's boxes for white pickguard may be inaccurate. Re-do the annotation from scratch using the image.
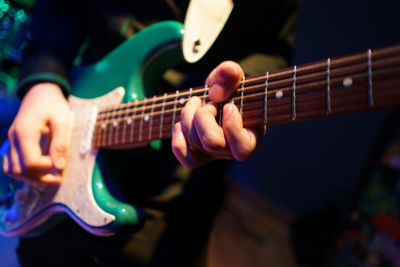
[2,87,125,236]
[53,87,125,230]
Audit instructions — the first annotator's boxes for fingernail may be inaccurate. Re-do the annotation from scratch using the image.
[55,156,66,169]
[224,103,234,114]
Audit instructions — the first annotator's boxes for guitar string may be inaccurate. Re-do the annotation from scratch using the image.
[93,71,400,146]
[93,86,380,146]
[94,68,400,148]
[96,54,400,121]
[95,64,400,125]
[94,57,400,148]
[94,51,400,145]
[102,72,383,127]
[97,46,400,115]
[95,96,398,147]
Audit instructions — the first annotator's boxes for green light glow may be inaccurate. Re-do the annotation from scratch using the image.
[1,3,8,13]
[15,9,26,22]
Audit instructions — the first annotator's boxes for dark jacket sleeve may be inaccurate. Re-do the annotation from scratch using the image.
[17,0,89,98]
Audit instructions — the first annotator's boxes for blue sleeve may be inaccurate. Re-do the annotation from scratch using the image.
[17,0,89,98]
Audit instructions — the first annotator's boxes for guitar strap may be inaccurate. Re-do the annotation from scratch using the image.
[182,0,234,63]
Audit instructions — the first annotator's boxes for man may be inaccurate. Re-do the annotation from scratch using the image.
[3,0,297,266]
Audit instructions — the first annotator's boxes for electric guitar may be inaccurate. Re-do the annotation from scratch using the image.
[0,21,399,237]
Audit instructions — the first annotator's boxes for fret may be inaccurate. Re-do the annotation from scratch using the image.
[263,72,269,125]
[101,119,108,147]
[148,96,156,141]
[367,49,374,109]
[94,116,100,148]
[108,108,116,146]
[114,107,121,145]
[93,121,98,148]
[203,86,208,104]
[138,100,147,142]
[97,120,102,147]
[240,76,245,116]
[129,100,137,144]
[326,58,331,115]
[189,87,193,98]
[97,116,105,148]
[121,105,128,144]
[292,65,297,121]
[92,43,400,149]
[105,111,111,147]
[171,90,179,136]
[159,93,167,139]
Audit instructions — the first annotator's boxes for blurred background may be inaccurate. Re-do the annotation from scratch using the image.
[226,0,400,265]
[0,0,31,266]
[0,0,399,266]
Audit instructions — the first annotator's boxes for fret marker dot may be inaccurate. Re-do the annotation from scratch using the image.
[144,115,150,122]
[343,77,353,88]
[276,90,283,99]
[112,121,118,127]
[101,123,107,129]
[126,118,132,125]
[179,97,185,105]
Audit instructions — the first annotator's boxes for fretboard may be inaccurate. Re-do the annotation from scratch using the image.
[92,44,400,149]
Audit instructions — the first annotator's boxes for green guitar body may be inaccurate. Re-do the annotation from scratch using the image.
[0,21,184,236]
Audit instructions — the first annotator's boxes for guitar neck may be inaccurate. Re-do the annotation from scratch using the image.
[93,44,400,150]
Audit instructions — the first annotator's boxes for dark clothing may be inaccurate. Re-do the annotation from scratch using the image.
[16,0,298,266]
[18,0,297,97]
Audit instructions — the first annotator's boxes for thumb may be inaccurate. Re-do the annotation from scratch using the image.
[49,117,69,170]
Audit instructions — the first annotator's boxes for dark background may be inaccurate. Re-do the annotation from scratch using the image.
[231,0,400,216]
[228,0,400,264]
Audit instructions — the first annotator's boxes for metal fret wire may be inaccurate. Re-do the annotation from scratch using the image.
[326,58,331,115]
[94,46,400,145]
[263,72,269,125]
[367,49,374,109]
[97,45,400,118]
